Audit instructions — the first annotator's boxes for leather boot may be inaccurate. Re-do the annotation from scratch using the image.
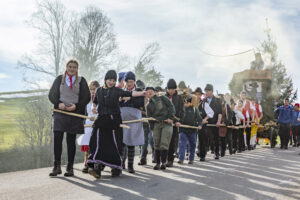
[49,161,62,177]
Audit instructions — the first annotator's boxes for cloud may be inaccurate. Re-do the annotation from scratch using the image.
[0,73,10,80]
[0,0,299,93]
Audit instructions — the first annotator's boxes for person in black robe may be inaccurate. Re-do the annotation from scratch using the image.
[87,70,146,179]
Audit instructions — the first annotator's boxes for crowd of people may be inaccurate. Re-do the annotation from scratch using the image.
[47,59,300,179]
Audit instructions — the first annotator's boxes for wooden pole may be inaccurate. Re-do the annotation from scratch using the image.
[84,124,130,129]
[52,108,94,120]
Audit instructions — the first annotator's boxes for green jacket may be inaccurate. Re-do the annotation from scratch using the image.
[146,95,176,122]
[179,106,202,134]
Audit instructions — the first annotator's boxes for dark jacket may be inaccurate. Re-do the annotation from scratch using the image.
[120,87,144,109]
[198,100,207,119]
[221,104,233,125]
[206,96,222,124]
[48,75,90,115]
[165,91,185,122]
[179,106,203,134]
[94,86,132,116]
[275,105,293,125]
[146,95,176,123]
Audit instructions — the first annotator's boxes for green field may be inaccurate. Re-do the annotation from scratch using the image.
[0,98,28,150]
[0,90,48,150]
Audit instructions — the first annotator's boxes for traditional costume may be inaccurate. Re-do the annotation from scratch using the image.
[48,73,90,177]
[120,72,145,173]
[87,70,133,178]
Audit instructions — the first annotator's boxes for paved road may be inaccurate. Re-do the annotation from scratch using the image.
[1,146,300,200]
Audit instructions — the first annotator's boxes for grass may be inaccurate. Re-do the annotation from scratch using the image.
[0,98,31,150]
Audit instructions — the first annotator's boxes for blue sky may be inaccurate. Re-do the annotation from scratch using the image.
[0,0,299,95]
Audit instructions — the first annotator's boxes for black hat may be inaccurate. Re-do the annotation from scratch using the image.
[124,71,136,82]
[193,87,203,94]
[167,79,177,89]
[145,87,155,91]
[136,80,145,90]
[204,84,213,91]
[154,86,163,92]
[105,70,117,81]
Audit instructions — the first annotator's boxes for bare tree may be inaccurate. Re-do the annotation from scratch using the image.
[134,42,163,87]
[16,96,52,167]
[67,7,117,81]
[18,0,69,79]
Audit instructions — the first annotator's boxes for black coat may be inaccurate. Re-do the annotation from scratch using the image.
[165,91,185,122]
[94,86,132,116]
[206,96,222,124]
[120,87,144,109]
[48,75,90,115]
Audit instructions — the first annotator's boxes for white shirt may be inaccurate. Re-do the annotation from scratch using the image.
[66,75,76,87]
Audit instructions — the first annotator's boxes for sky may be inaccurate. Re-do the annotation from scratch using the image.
[0,0,299,94]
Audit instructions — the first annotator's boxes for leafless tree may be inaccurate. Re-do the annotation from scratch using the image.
[67,7,117,81]
[18,0,69,79]
[16,96,52,167]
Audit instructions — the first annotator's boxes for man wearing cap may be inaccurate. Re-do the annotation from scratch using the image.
[146,86,175,170]
[204,84,222,159]
[165,79,185,167]
[120,71,145,173]
[194,87,214,161]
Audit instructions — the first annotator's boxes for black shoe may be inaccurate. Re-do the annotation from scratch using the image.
[138,158,147,165]
[232,149,236,154]
[285,146,288,150]
[196,152,201,158]
[153,163,160,170]
[122,161,126,169]
[160,163,166,170]
[177,160,183,164]
[64,162,74,177]
[49,161,62,177]
[221,152,225,157]
[111,168,122,177]
[237,150,242,153]
[166,161,173,167]
[200,157,205,162]
[215,155,219,160]
[88,167,101,179]
[280,146,283,149]
[128,163,135,173]
[293,144,297,147]
[152,160,156,163]
[297,143,300,147]
[82,165,89,174]
[188,161,193,165]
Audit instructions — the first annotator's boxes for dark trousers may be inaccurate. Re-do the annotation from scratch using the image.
[237,128,245,151]
[279,124,290,147]
[141,123,154,159]
[207,126,220,156]
[197,126,208,158]
[168,127,179,162]
[291,126,300,145]
[221,128,232,156]
[245,127,251,149]
[232,129,238,151]
[53,131,76,163]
